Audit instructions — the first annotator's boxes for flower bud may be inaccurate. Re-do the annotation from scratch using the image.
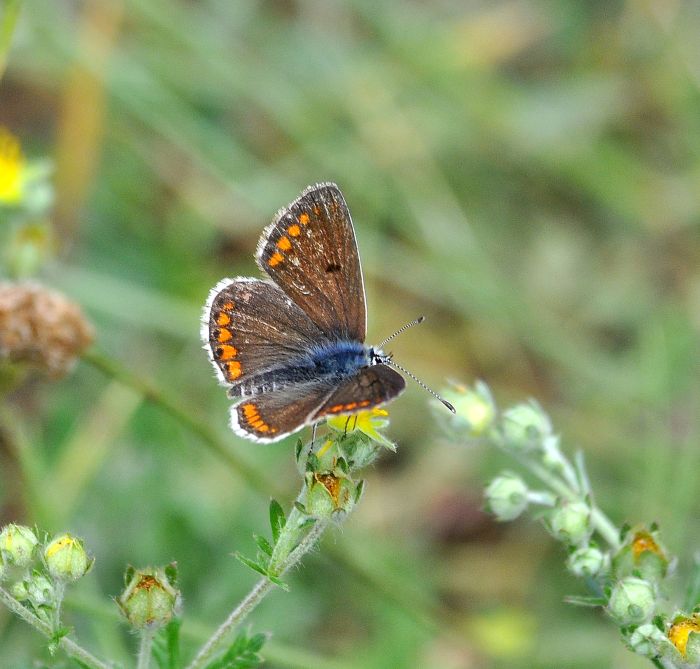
[441,381,496,438]
[25,571,54,608]
[566,546,608,578]
[547,500,591,545]
[306,473,356,519]
[608,577,656,626]
[668,615,700,663]
[44,534,92,582]
[629,623,669,658]
[117,565,180,630]
[501,401,551,452]
[484,473,529,521]
[613,527,669,581]
[0,523,38,570]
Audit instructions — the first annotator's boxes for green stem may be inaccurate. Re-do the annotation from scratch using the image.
[82,350,282,498]
[512,451,621,550]
[185,518,328,669]
[0,586,111,669]
[0,0,22,80]
[136,629,155,669]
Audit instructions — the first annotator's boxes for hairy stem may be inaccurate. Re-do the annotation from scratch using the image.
[136,629,155,669]
[0,586,112,669]
[185,518,328,669]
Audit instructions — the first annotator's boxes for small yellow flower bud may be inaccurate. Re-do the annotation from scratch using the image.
[44,534,92,582]
[117,565,180,630]
[613,527,669,581]
[442,381,496,437]
[608,577,656,626]
[0,523,38,570]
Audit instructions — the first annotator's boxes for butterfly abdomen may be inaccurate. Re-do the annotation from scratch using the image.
[228,340,370,399]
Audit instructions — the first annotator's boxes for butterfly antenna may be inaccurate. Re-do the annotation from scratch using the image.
[377,315,426,348]
[383,357,456,413]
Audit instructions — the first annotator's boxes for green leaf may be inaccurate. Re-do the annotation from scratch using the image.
[293,501,307,514]
[354,480,365,504]
[153,618,181,669]
[266,573,289,591]
[269,499,286,544]
[204,629,267,669]
[253,534,273,557]
[564,594,607,607]
[234,553,268,577]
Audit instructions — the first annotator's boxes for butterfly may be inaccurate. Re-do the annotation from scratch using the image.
[201,182,413,443]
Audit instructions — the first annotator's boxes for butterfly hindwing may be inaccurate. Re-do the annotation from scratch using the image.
[231,381,334,443]
[255,183,367,342]
[202,277,326,387]
[313,364,406,420]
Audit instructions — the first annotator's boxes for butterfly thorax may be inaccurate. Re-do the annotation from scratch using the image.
[228,339,375,399]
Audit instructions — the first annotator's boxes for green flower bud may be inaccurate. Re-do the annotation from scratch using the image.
[668,615,700,662]
[44,534,92,582]
[484,473,529,521]
[566,546,608,578]
[0,524,38,570]
[608,577,656,626]
[613,527,669,581]
[501,400,551,452]
[547,500,591,545]
[441,380,496,437]
[306,473,356,519]
[629,623,670,658]
[25,570,54,608]
[117,565,180,630]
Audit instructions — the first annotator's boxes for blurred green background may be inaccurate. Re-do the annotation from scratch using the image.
[1,1,700,667]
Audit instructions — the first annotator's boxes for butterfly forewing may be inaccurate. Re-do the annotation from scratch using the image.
[313,364,406,420]
[255,183,367,342]
[202,277,326,388]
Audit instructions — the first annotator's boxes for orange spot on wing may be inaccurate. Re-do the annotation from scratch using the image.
[251,419,264,429]
[299,212,310,225]
[359,400,371,407]
[216,344,237,361]
[216,312,231,326]
[242,403,257,418]
[226,361,242,379]
[222,301,234,310]
[288,224,301,237]
[344,402,357,410]
[329,404,343,413]
[216,328,232,342]
[277,236,292,251]
[268,251,284,267]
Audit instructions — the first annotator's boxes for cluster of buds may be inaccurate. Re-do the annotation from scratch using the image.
[0,525,92,625]
[298,408,393,520]
[442,382,698,666]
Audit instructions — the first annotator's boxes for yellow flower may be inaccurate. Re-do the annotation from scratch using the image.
[668,615,700,657]
[0,128,26,204]
[327,407,395,449]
